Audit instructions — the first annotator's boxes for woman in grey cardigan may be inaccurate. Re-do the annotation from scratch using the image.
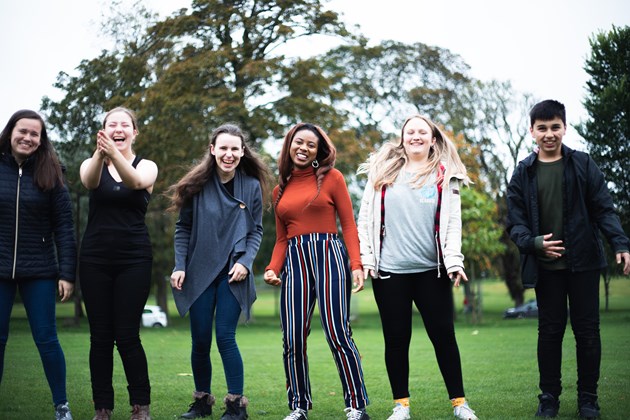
[167,124,269,420]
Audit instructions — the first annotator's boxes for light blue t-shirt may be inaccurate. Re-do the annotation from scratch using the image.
[379,171,438,273]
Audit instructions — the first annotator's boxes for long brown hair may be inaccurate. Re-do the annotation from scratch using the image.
[166,123,269,211]
[274,123,336,208]
[0,109,64,191]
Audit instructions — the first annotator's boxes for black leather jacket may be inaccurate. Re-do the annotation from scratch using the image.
[506,145,629,288]
[0,153,76,282]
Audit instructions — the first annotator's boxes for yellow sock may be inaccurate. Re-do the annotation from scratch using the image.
[451,397,466,408]
[394,397,410,407]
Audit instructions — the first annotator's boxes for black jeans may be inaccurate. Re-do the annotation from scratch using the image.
[80,260,152,409]
[372,269,465,400]
[535,268,601,398]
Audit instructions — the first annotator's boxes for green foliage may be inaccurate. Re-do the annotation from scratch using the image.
[577,25,630,233]
[42,0,494,310]
[320,39,475,135]
[461,187,506,276]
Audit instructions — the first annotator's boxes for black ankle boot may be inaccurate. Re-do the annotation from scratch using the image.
[220,394,248,420]
[181,392,215,419]
[536,393,559,418]
[578,392,600,419]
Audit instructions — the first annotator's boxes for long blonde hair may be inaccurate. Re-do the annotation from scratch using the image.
[357,115,469,189]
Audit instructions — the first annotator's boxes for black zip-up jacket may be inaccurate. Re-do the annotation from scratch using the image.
[0,153,76,282]
[506,145,629,288]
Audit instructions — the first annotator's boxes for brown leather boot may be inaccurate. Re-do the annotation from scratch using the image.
[221,394,249,420]
[92,408,113,420]
[130,404,151,420]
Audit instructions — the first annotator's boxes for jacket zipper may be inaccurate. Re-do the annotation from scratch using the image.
[12,166,22,279]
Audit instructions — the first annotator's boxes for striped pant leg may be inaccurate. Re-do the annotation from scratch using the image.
[314,235,369,409]
[280,235,317,410]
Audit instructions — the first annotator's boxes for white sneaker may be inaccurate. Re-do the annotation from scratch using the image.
[453,401,478,420]
[55,403,73,420]
[387,403,410,420]
[283,408,308,420]
[344,407,370,420]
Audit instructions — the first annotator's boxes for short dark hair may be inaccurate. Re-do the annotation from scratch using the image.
[529,99,566,127]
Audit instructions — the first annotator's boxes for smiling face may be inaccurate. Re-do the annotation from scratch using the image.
[211,132,244,182]
[531,117,565,161]
[402,117,435,162]
[103,110,137,153]
[11,118,42,164]
[289,128,319,169]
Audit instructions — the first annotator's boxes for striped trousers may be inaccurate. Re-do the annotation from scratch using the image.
[280,233,369,410]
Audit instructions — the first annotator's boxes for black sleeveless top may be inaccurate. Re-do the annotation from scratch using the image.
[80,156,152,264]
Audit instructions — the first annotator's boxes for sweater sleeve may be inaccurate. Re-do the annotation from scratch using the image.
[266,186,288,275]
[173,201,193,272]
[357,179,376,270]
[330,170,363,271]
[236,181,264,272]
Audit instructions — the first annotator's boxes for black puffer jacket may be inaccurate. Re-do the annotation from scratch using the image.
[506,145,629,288]
[0,153,76,282]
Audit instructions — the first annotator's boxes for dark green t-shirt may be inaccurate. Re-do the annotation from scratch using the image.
[537,159,567,270]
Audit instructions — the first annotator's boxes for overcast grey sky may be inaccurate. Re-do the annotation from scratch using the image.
[1,0,628,149]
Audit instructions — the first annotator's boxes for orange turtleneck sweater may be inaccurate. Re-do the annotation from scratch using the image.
[266,167,362,275]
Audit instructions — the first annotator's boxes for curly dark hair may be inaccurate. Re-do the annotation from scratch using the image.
[273,122,336,209]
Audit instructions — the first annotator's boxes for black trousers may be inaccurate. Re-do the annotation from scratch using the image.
[373,269,465,400]
[535,268,601,398]
[80,260,152,409]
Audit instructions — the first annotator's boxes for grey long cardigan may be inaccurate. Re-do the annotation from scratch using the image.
[172,169,263,318]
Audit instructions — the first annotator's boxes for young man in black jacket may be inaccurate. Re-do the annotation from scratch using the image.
[506,99,630,419]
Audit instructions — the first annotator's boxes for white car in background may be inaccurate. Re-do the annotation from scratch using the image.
[142,305,168,328]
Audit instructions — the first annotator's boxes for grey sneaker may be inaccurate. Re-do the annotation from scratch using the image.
[344,407,370,420]
[55,403,73,420]
[387,404,410,420]
[454,401,478,420]
[283,408,308,420]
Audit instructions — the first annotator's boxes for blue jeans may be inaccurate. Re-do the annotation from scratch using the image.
[189,269,243,395]
[0,279,68,405]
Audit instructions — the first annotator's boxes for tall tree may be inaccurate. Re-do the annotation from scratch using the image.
[42,0,355,315]
[577,25,630,234]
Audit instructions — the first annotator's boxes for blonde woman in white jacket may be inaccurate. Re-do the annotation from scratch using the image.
[357,115,478,420]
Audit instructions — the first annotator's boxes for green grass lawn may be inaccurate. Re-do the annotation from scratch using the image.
[1,278,629,419]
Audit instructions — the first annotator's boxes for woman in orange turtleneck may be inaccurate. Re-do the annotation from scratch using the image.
[264,123,370,420]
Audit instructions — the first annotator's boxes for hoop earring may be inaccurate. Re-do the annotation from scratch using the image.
[312,159,319,168]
